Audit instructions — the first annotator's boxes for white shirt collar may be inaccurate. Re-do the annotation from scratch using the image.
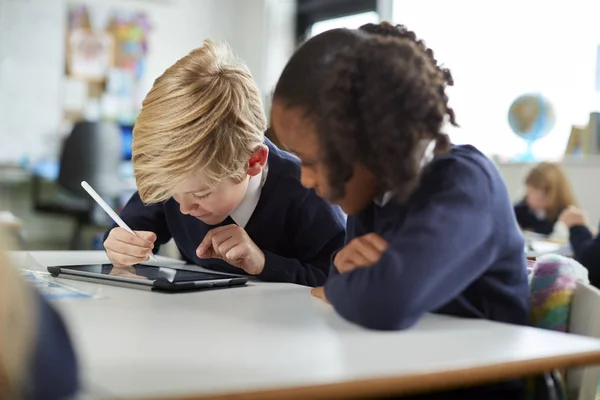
[534,209,546,220]
[229,164,268,228]
[374,139,437,207]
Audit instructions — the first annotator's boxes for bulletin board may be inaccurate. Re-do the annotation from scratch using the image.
[64,4,151,125]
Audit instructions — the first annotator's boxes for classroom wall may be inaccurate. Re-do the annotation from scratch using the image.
[0,0,295,164]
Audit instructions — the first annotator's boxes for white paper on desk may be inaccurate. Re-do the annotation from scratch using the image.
[21,270,98,300]
[527,240,573,257]
[530,241,562,254]
[0,211,19,224]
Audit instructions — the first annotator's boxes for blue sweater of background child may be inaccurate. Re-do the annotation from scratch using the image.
[570,223,600,287]
[325,145,530,330]
[108,139,345,287]
[514,199,556,235]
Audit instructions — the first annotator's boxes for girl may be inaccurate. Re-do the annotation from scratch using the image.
[271,22,529,399]
[514,162,576,236]
[0,239,78,399]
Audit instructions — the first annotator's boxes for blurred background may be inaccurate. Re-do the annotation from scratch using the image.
[1,0,600,251]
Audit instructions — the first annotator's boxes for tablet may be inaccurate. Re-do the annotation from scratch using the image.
[47,264,248,292]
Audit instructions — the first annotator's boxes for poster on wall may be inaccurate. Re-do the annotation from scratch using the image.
[67,29,114,80]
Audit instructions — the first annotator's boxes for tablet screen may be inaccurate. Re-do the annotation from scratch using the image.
[59,264,231,283]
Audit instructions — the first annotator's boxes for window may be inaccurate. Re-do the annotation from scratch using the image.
[296,0,377,41]
[392,0,600,161]
[310,11,379,37]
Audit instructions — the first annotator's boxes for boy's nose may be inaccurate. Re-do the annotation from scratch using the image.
[179,200,197,215]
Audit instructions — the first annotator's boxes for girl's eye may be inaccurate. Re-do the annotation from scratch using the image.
[192,193,210,200]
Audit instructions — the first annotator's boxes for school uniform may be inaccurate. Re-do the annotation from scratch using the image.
[569,222,600,287]
[325,144,529,329]
[324,144,529,398]
[106,138,346,287]
[27,293,79,399]
[514,199,556,235]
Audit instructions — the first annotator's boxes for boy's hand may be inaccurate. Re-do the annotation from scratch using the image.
[559,206,589,228]
[104,228,156,267]
[334,233,389,273]
[196,225,265,275]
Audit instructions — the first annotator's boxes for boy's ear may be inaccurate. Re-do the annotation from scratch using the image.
[247,145,269,177]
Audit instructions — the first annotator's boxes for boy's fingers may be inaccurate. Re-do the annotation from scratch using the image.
[198,225,236,256]
[224,247,246,267]
[107,250,149,267]
[113,229,152,249]
[197,248,217,259]
[136,231,157,244]
[211,231,235,255]
[105,239,150,259]
[198,231,216,256]
[196,242,216,258]
[217,237,239,258]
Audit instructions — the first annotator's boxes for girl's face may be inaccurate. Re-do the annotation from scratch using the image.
[271,100,377,215]
[525,185,548,212]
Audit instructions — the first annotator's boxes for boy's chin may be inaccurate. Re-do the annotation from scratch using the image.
[195,214,228,226]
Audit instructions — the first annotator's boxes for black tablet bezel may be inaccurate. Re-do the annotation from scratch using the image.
[47,264,248,292]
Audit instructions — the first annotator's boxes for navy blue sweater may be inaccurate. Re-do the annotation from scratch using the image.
[514,199,557,235]
[28,293,79,399]
[325,145,530,331]
[570,223,600,288]
[108,140,345,287]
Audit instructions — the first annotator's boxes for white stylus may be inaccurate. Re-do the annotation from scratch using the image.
[81,181,158,262]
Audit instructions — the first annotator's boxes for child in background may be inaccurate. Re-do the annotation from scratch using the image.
[0,239,78,399]
[103,41,345,287]
[514,162,576,236]
[271,22,529,399]
[559,206,600,287]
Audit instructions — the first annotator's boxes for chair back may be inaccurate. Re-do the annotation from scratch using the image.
[58,121,123,200]
[567,282,600,400]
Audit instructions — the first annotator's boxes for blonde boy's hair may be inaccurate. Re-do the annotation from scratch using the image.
[133,40,267,203]
[0,232,36,399]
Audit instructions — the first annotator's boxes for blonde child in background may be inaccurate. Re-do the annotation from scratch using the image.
[514,162,576,239]
[0,235,78,399]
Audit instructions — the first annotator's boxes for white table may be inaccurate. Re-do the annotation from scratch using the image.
[15,251,600,399]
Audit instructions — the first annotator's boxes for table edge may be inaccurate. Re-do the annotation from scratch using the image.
[152,350,600,400]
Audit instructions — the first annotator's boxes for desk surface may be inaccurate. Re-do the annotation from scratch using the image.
[15,251,600,399]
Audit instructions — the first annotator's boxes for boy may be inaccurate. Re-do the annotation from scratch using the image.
[103,41,345,287]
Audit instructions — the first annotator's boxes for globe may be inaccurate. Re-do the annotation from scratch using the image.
[507,93,556,161]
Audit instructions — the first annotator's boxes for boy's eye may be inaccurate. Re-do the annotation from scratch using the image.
[192,193,211,200]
